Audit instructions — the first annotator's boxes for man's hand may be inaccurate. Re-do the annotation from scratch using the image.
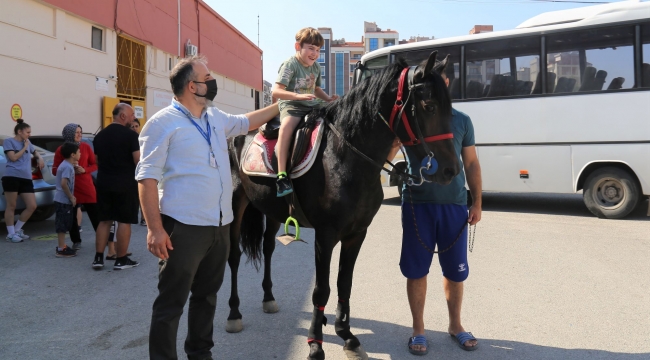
[70,196,76,207]
[147,227,173,260]
[36,157,44,170]
[296,94,316,101]
[468,204,482,226]
[74,165,86,174]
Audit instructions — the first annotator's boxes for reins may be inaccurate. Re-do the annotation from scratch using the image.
[325,63,476,255]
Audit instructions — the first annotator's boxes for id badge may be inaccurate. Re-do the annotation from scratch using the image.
[210,152,217,168]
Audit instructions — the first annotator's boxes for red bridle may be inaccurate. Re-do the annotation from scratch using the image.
[388,67,454,146]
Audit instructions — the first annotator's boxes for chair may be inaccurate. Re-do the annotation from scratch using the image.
[532,72,556,94]
[481,85,490,98]
[592,70,608,91]
[555,77,576,93]
[487,75,504,98]
[466,80,484,99]
[606,77,625,90]
[579,66,597,92]
[546,72,556,94]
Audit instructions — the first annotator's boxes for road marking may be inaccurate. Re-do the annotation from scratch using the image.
[32,234,67,241]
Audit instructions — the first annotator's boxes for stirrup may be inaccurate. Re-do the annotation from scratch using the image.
[276,216,306,245]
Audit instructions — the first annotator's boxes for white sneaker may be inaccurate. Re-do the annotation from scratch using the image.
[6,233,23,243]
[16,229,30,240]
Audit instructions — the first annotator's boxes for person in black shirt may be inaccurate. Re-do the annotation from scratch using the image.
[91,103,140,270]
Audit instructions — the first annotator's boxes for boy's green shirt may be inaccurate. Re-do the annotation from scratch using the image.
[275,55,322,110]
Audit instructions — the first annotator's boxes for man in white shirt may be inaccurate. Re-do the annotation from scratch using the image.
[136,55,279,360]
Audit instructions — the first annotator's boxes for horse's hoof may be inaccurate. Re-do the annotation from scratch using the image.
[307,341,325,360]
[225,319,243,333]
[263,300,279,313]
[343,345,368,360]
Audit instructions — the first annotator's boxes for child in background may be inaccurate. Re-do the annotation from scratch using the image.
[54,143,80,257]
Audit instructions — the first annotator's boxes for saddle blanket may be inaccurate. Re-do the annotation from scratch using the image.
[242,118,324,179]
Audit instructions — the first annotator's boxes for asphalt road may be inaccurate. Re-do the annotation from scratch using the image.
[0,188,648,360]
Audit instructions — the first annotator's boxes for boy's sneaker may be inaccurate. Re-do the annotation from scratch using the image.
[139,219,147,226]
[114,257,139,270]
[72,242,82,251]
[55,246,77,258]
[276,177,293,197]
[5,233,23,243]
[92,255,104,270]
[16,229,29,240]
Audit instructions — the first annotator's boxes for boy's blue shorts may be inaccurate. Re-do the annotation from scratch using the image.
[400,202,469,282]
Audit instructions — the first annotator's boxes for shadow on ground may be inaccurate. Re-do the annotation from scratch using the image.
[276,312,650,360]
[383,191,649,221]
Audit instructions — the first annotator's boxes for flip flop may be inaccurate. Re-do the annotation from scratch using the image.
[408,334,428,356]
[450,331,478,351]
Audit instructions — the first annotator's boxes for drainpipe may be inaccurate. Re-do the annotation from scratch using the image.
[177,0,181,57]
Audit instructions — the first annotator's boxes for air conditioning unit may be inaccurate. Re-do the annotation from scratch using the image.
[185,40,197,57]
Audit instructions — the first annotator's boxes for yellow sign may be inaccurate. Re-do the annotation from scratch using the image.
[10,104,22,122]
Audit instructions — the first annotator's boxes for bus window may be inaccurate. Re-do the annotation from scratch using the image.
[392,46,461,99]
[642,23,650,88]
[358,55,389,83]
[465,36,540,99]
[547,26,635,93]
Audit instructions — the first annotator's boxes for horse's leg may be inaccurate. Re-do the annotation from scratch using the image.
[335,230,369,360]
[225,195,249,333]
[262,218,281,313]
[308,228,336,360]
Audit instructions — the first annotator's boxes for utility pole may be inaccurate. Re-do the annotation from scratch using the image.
[257,14,260,47]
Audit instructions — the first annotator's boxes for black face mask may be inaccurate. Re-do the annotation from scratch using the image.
[193,79,218,101]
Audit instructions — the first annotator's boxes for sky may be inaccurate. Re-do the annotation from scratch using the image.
[204,0,640,84]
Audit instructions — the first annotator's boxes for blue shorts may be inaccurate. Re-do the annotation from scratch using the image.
[400,203,469,282]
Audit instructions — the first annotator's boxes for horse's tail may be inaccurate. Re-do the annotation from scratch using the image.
[240,204,264,271]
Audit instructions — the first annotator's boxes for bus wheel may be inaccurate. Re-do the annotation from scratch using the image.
[583,167,641,219]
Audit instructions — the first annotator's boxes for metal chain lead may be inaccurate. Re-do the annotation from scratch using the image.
[468,224,476,253]
[407,187,467,254]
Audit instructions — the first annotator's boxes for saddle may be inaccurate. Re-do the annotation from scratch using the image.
[242,114,324,179]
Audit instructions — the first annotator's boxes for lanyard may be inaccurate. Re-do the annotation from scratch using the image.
[173,103,212,148]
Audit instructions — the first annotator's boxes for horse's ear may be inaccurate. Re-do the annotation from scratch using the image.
[423,51,438,75]
[435,54,450,75]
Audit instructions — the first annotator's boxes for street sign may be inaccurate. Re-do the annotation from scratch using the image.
[10,104,22,122]
[134,106,144,119]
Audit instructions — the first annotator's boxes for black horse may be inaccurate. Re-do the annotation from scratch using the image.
[226,51,460,360]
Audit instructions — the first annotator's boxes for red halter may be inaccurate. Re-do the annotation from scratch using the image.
[388,67,454,146]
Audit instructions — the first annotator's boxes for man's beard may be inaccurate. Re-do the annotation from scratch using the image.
[194,95,214,109]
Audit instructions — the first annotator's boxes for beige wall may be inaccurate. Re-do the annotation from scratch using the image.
[0,0,117,135]
[0,0,257,138]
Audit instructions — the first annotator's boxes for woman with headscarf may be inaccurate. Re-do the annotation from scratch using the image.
[52,123,98,250]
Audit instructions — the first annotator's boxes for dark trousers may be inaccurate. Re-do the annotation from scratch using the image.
[70,203,99,244]
[149,215,230,360]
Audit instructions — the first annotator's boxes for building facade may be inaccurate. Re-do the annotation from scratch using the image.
[0,0,262,136]
[316,22,398,97]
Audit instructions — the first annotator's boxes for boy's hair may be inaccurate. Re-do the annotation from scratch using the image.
[295,27,324,48]
[61,142,80,159]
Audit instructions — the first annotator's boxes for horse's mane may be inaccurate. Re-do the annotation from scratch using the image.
[317,59,409,140]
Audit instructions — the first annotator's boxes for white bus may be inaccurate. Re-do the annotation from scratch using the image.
[356,0,650,219]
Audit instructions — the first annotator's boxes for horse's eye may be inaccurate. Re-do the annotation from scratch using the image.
[422,102,436,113]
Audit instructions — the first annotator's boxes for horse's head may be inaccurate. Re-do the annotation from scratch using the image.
[393,51,460,185]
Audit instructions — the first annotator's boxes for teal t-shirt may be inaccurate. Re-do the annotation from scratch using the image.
[275,56,322,110]
[401,108,475,205]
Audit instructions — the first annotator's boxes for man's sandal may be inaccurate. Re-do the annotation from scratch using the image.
[407,334,428,356]
[450,331,479,351]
